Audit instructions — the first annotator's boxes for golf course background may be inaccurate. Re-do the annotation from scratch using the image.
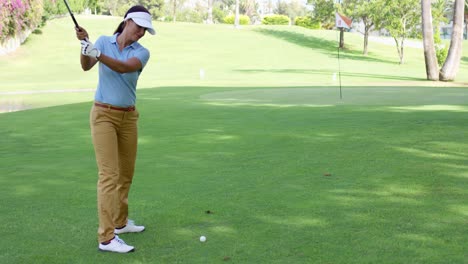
[0,16,467,263]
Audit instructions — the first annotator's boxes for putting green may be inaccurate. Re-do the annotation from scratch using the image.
[200,87,468,109]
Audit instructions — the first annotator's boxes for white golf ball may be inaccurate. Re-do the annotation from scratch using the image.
[200,236,206,242]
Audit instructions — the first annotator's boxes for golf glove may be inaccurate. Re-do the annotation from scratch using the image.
[80,40,101,59]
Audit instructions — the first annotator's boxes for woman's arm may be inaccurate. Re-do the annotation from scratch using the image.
[97,55,142,74]
[75,27,98,71]
[76,27,143,73]
[80,53,99,71]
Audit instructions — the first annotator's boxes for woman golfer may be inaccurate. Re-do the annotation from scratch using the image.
[75,5,155,253]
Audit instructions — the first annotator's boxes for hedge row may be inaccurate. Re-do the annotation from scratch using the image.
[223,14,320,29]
[1,1,321,44]
[295,16,321,29]
[262,15,290,25]
[223,15,251,25]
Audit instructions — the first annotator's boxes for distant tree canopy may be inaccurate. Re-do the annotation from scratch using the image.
[308,0,336,29]
[0,0,165,43]
[379,0,421,64]
[275,0,307,22]
[0,0,310,43]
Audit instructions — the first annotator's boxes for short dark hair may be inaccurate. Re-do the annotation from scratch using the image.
[114,5,151,35]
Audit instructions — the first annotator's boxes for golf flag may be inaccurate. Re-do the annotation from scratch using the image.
[335,12,352,29]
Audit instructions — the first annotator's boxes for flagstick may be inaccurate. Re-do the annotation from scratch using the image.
[336,28,343,100]
[335,12,352,100]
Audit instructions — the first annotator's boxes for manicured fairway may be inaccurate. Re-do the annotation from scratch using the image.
[200,86,468,106]
[0,15,467,264]
[1,85,467,263]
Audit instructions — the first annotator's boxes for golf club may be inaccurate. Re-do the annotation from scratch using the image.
[63,0,79,28]
[63,0,89,41]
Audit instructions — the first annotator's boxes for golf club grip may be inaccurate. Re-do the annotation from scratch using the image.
[71,14,79,28]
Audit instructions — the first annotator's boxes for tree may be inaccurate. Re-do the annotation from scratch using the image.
[308,0,336,29]
[167,0,188,22]
[276,0,289,15]
[432,0,450,27]
[431,0,450,66]
[380,0,420,64]
[87,0,99,14]
[275,0,307,23]
[464,0,468,39]
[172,0,177,22]
[138,0,165,19]
[101,0,126,16]
[439,0,465,81]
[421,0,439,80]
[234,0,240,27]
[344,0,383,55]
[287,0,308,21]
[212,0,233,23]
[240,0,258,22]
[207,0,214,24]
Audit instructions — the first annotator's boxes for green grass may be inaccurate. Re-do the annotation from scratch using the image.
[0,16,468,111]
[0,16,467,263]
[1,86,467,263]
[1,15,468,105]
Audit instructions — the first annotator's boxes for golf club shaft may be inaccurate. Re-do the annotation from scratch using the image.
[63,0,79,28]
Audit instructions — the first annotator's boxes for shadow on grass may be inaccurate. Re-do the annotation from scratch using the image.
[461,56,468,65]
[253,28,396,64]
[189,86,468,107]
[135,92,467,262]
[0,86,467,262]
[234,68,426,82]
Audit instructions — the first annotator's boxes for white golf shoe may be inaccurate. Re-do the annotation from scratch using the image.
[98,235,135,253]
[114,219,145,234]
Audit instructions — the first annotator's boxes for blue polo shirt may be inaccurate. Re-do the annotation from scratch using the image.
[93,34,150,107]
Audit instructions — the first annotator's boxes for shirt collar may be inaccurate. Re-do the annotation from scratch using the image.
[110,34,137,49]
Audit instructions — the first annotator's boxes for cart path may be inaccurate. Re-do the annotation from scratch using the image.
[0,89,95,95]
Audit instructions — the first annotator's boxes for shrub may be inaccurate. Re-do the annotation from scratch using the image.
[0,0,43,43]
[25,0,43,28]
[212,6,225,24]
[176,9,204,23]
[295,16,321,29]
[223,15,251,25]
[434,28,448,66]
[261,15,290,25]
[0,1,10,39]
[436,45,448,66]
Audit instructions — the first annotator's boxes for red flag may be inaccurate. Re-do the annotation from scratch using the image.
[335,12,352,29]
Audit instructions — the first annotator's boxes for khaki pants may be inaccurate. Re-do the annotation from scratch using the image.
[90,105,139,243]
